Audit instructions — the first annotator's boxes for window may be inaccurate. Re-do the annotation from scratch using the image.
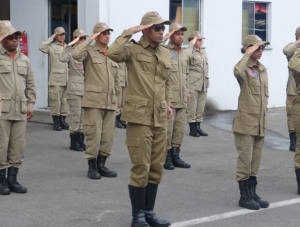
[170,0,201,45]
[0,0,10,20]
[242,2,270,43]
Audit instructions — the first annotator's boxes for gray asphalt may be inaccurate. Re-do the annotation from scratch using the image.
[0,107,299,227]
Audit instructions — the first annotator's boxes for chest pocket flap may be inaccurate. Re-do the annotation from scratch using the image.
[137,53,152,62]
[0,60,12,73]
[16,61,28,75]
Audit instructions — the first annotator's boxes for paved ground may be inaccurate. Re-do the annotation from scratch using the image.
[0,107,299,227]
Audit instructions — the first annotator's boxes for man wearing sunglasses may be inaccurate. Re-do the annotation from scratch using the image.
[39,27,69,132]
[0,24,36,195]
[108,11,172,227]
[233,35,270,210]
[59,29,87,152]
[73,22,119,180]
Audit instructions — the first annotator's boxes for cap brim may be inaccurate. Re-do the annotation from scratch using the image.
[9,31,22,36]
[153,19,171,25]
[57,32,67,35]
[175,27,187,32]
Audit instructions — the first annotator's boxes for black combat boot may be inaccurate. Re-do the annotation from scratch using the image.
[97,154,117,177]
[189,123,200,137]
[52,115,62,131]
[7,167,27,193]
[78,132,86,150]
[249,176,269,208]
[238,179,260,210]
[128,185,150,227]
[0,169,10,195]
[87,159,101,179]
[171,147,191,168]
[119,114,127,128]
[163,149,174,170]
[145,183,171,227]
[289,132,297,152]
[70,131,84,152]
[116,115,125,129]
[295,168,300,195]
[196,122,208,136]
[59,115,69,130]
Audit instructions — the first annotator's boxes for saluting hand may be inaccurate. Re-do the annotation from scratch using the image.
[190,36,198,45]
[129,24,153,34]
[167,106,173,119]
[50,33,57,39]
[68,37,80,46]
[90,32,101,40]
[0,34,8,42]
[245,44,259,55]
[163,30,175,41]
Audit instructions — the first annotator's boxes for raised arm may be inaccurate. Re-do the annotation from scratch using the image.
[39,34,56,54]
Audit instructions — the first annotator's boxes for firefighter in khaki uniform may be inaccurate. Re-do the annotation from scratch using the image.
[162,23,191,170]
[186,31,209,137]
[108,11,172,227]
[233,35,270,210]
[39,27,69,131]
[59,29,88,152]
[0,25,36,195]
[282,27,300,152]
[73,22,119,180]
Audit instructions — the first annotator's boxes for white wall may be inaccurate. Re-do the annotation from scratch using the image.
[10,0,49,109]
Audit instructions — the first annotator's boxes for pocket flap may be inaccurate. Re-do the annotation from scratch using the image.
[125,138,140,146]
[53,69,65,74]
[111,62,118,67]
[85,85,102,93]
[92,58,102,64]
[137,53,152,63]
[240,105,260,114]
[16,61,27,67]
[84,119,94,126]
[161,100,167,109]
[126,95,148,106]
[0,94,11,100]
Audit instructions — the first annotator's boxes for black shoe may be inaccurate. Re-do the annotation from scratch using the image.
[196,122,208,136]
[128,185,150,227]
[78,132,86,150]
[238,180,260,210]
[7,167,27,194]
[97,154,117,177]
[189,123,200,137]
[119,114,127,128]
[295,168,300,195]
[115,115,125,129]
[289,132,297,152]
[249,176,269,208]
[171,147,191,168]
[87,159,101,179]
[163,150,174,170]
[0,169,10,195]
[145,183,171,227]
[52,116,62,131]
[59,115,69,130]
[70,132,84,152]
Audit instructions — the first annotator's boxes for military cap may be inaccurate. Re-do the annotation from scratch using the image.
[140,11,171,25]
[242,35,270,48]
[73,28,87,39]
[169,23,187,32]
[188,31,205,41]
[54,27,67,35]
[93,22,113,34]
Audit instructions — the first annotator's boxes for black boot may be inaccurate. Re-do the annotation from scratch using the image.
[196,122,208,136]
[70,132,84,152]
[238,180,260,210]
[171,147,191,168]
[87,159,101,179]
[52,115,62,131]
[78,132,86,150]
[119,114,127,128]
[128,185,150,227]
[163,150,174,170]
[189,123,200,137]
[289,132,297,152]
[249,176,269,208]
[59,115,69,130]
[0,169,10,195]
[116,115,125,129]
[295,168,300,195]
[145,183,171,227]
[7,167,27,193]
[97,154,117,177]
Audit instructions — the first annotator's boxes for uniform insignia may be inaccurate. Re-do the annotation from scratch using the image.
[248,68,258,78]
[171,52,177,59]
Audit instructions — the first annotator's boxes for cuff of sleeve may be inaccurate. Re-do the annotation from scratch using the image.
[166,98,171,107]
[121,29,133,38]
[27,103,34,111]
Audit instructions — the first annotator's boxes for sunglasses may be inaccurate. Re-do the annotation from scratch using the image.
[248,44,266,51]
[79,36,87,41]
[101,31,111,36]
[5,35,19,40]
[153,25,165,32]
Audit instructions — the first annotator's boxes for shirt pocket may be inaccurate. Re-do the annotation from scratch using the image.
[16,61,28,76]
[157,61,171,80]
[84,84,103,102]
[52,69,65,82]
[159,100,167,123]
[136,53,152,72]
[0,60,12,74]
[20,96,27,113]
[124,95,148,120]
[0,93,12,113]
[238,105,260,127]
[248,79,261,95]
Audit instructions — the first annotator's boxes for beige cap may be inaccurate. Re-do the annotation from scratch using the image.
[169,23,187,32]
[295,27,300,37]
[54,27,67,35]
[0,24,21,36]
[140,11,171,25]
[93,22,113,34]
[242,35,270,48]
[0,20,12,31]
[188,31,205,41]
[73,28,87,38]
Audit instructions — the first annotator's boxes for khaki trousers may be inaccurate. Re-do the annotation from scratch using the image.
[187,90,207,123]
[126,122,167,188]
[67,95,84,133]
[234,132,264,181]
[291,98,300,169]
[49,85,68,116]
[286,95,296,132]
[0,120,26,170]
[167,108,186,149]
[83,108,115,159]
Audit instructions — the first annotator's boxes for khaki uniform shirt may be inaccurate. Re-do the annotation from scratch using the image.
[0,46,36,120]
[165,42,188,109]
[39,38,68,86]
[107,30,171,127]
[118,62,128,88]
[232,53,269,137]
[59,46,85,96]
[289,48,300,95]
[186,45,209,92]
[72,37,120,110]
[283,41,299,96]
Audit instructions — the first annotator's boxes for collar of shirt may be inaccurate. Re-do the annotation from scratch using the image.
[167,42,182,53]
[0,45,20,58]
[55,41,65,47]
[139,36,158,53]
[246,58,265,71]
[93,43,108,56]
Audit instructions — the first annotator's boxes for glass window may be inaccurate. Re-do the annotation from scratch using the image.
[0,0,10,20]
[170,0,201,45]
[242,2,270,43]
